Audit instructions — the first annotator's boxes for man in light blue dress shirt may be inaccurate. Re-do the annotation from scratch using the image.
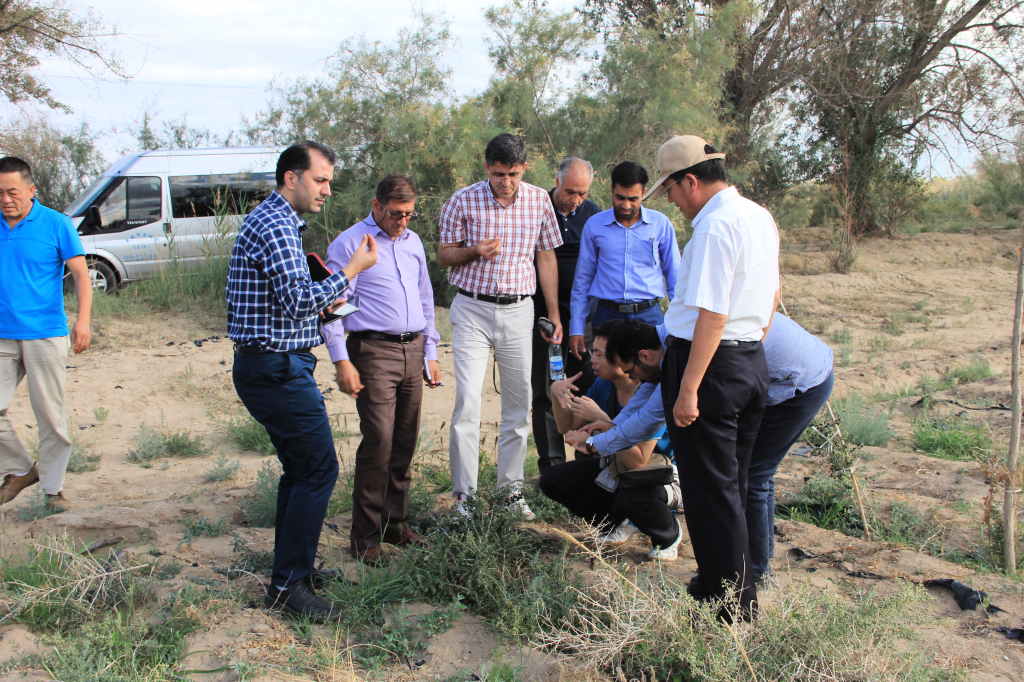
[567,161,681,360]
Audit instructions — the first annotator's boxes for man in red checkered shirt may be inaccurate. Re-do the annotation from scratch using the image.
[438,133,563,519]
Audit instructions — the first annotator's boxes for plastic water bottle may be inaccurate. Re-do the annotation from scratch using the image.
[548,343,566,382]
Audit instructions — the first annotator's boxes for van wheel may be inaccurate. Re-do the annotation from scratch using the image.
[88,259,118,293]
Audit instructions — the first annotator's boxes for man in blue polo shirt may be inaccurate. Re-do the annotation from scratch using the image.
[568,161,680,360]
[0,156,93,512]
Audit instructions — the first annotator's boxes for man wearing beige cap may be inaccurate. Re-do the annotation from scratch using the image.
[647,135,779,622]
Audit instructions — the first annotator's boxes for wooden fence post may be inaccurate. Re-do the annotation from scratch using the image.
[1005,246,1023,575]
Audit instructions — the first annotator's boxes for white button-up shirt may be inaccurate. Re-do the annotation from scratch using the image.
[664,186,779,341]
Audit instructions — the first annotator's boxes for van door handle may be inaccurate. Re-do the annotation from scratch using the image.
[163,222,172,235]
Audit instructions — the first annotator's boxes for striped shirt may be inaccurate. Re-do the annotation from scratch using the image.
[438,180,562,295]
[226,191,349,351]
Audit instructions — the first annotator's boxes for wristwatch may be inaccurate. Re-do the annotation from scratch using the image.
[584,436,596,455]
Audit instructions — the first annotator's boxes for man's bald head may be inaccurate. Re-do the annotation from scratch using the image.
[552,157,594,215]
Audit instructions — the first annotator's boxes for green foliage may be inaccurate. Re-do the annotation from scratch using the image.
[872,503,944,554]
[973,151,1024,223]
[776,474,863,536]
[913,417,991,461]
[240,460,280,527]
[40,606,200,681]
[66,436,101,474]
[113,257,230,320]
[833,394,892,446]
[202,454,241,483]
[225,416,275,455]
[181,516,229,542]
[16,488,62,521]
[944,357,993,385]
[127,426,206,466]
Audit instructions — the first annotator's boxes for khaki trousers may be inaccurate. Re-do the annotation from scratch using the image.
[448,293,533,496]
[0,337,71,495]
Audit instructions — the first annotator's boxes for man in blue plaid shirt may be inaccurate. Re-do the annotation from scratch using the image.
[227,141,378,621]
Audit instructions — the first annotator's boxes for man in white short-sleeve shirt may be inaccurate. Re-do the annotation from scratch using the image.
[646,135,779,622]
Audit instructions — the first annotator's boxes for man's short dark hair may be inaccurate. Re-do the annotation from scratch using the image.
[375,174,417,204]
[276,141,337,187]
[604,319,661,366]
[0,156,33,184]
[668,143,727,184]
[485,133,528,167]
[611,161,648,189]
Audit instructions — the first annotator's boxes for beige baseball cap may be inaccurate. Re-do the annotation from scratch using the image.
[644,135,726,200]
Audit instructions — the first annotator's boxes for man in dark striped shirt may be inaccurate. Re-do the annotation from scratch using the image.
[227,141,377,621]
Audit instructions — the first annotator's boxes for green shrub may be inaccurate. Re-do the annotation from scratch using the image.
[127,426,206,466]
[202,454,241,482]
[181,516,229,542]
[239,460,280,527]
[833,394,892,446]
[776,475,863,536]
[224,416,275,455]
[944,356,993,385]
[913,417,991,461]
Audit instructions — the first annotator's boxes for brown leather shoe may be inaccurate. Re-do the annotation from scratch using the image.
[350,544,385,566]
[0,465,39,505]
[381,524,426,547]
[45,492,69,514]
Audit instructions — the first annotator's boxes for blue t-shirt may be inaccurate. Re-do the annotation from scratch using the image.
[586,378,624,420]
[0,200,84,339]
[588,378,673,460]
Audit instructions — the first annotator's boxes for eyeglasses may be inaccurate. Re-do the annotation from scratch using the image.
[384,209,418,220]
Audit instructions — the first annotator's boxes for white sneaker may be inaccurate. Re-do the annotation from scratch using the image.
[507,495,536,521]
[597,519,640,545]
[453,495,472,519]
[647,522,683,561]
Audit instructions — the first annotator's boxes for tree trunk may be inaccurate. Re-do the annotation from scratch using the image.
[1006,244,1023,575]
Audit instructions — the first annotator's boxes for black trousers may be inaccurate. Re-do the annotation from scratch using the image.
[661,337,767,621]
[531,302,593,471]
[539,457,678,548]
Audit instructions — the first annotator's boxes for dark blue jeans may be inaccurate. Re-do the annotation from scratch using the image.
[589,300,664,330]
[233,350,339,588]
[746,372,834,580]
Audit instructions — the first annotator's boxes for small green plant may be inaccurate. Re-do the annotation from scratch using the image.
[225,415,275,455]
[181,516,229,542]
[240,460,280,527]
[93,406,109,422]
[221,534,274,578]
[881,316,904,336]
[776,475,863,536]
[66,436,101,473]
[127,426,206,466]
[944,356,993,385]
[833,394,892,446]
[872,503,944,554]
[202,454,241,482]
[913,417,991,461]
[867,335,892,353]
[15,489,62,521]
[830,328,852,345]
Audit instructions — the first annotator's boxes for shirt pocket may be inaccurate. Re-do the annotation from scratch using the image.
[628,234,659,269]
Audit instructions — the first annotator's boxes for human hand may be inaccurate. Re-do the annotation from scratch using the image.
[475,238,501,261]
[544,317,562,344]
[71,319,92,353]
[673,389,699,428]
[345,234,378,275]
[568,335,585,359]
[550,372,581,409]
[570,395,603,422]
[425,360,442,387]
[335,360,364,397]
[564,429,588,450]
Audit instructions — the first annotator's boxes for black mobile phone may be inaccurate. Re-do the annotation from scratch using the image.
[537,316,556,338]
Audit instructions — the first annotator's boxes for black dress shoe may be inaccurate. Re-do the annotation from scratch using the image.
[265,581,338,622]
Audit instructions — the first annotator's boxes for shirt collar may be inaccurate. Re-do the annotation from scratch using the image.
[267,191,306,232]
[604,205,651,228]
[693,186,737,226]
[363,212,410,241]
[486,180,518,207]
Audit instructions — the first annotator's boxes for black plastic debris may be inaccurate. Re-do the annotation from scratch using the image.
[166,341,175,346]
[788,547,817,561]
[924,578,1005,613]
[996,626,1024,641]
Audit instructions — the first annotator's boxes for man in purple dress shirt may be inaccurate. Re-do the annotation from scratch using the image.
[323,175,441,563]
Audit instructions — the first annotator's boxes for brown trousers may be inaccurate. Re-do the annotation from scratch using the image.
[347,334,425,552]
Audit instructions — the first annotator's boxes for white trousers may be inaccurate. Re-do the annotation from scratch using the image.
[448,293,533,496]
[0,337,71,494]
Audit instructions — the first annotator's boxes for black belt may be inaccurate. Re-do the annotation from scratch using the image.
[349,330,421,344]
[457,288,530,305]
[667,335,760,349]
[597,298,660,313]
[233,344,313,355]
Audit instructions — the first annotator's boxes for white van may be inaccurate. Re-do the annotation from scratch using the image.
[64,147,282,291]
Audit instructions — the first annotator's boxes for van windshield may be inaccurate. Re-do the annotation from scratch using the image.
[65,175,111,217]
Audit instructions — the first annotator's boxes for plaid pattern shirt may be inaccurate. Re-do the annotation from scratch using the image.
[226,192,349,351]
[439,180,562,295]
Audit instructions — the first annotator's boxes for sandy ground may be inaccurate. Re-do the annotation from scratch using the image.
[0,226,1023,680]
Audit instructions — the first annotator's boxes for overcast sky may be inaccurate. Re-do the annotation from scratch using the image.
[6,0,576,160]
